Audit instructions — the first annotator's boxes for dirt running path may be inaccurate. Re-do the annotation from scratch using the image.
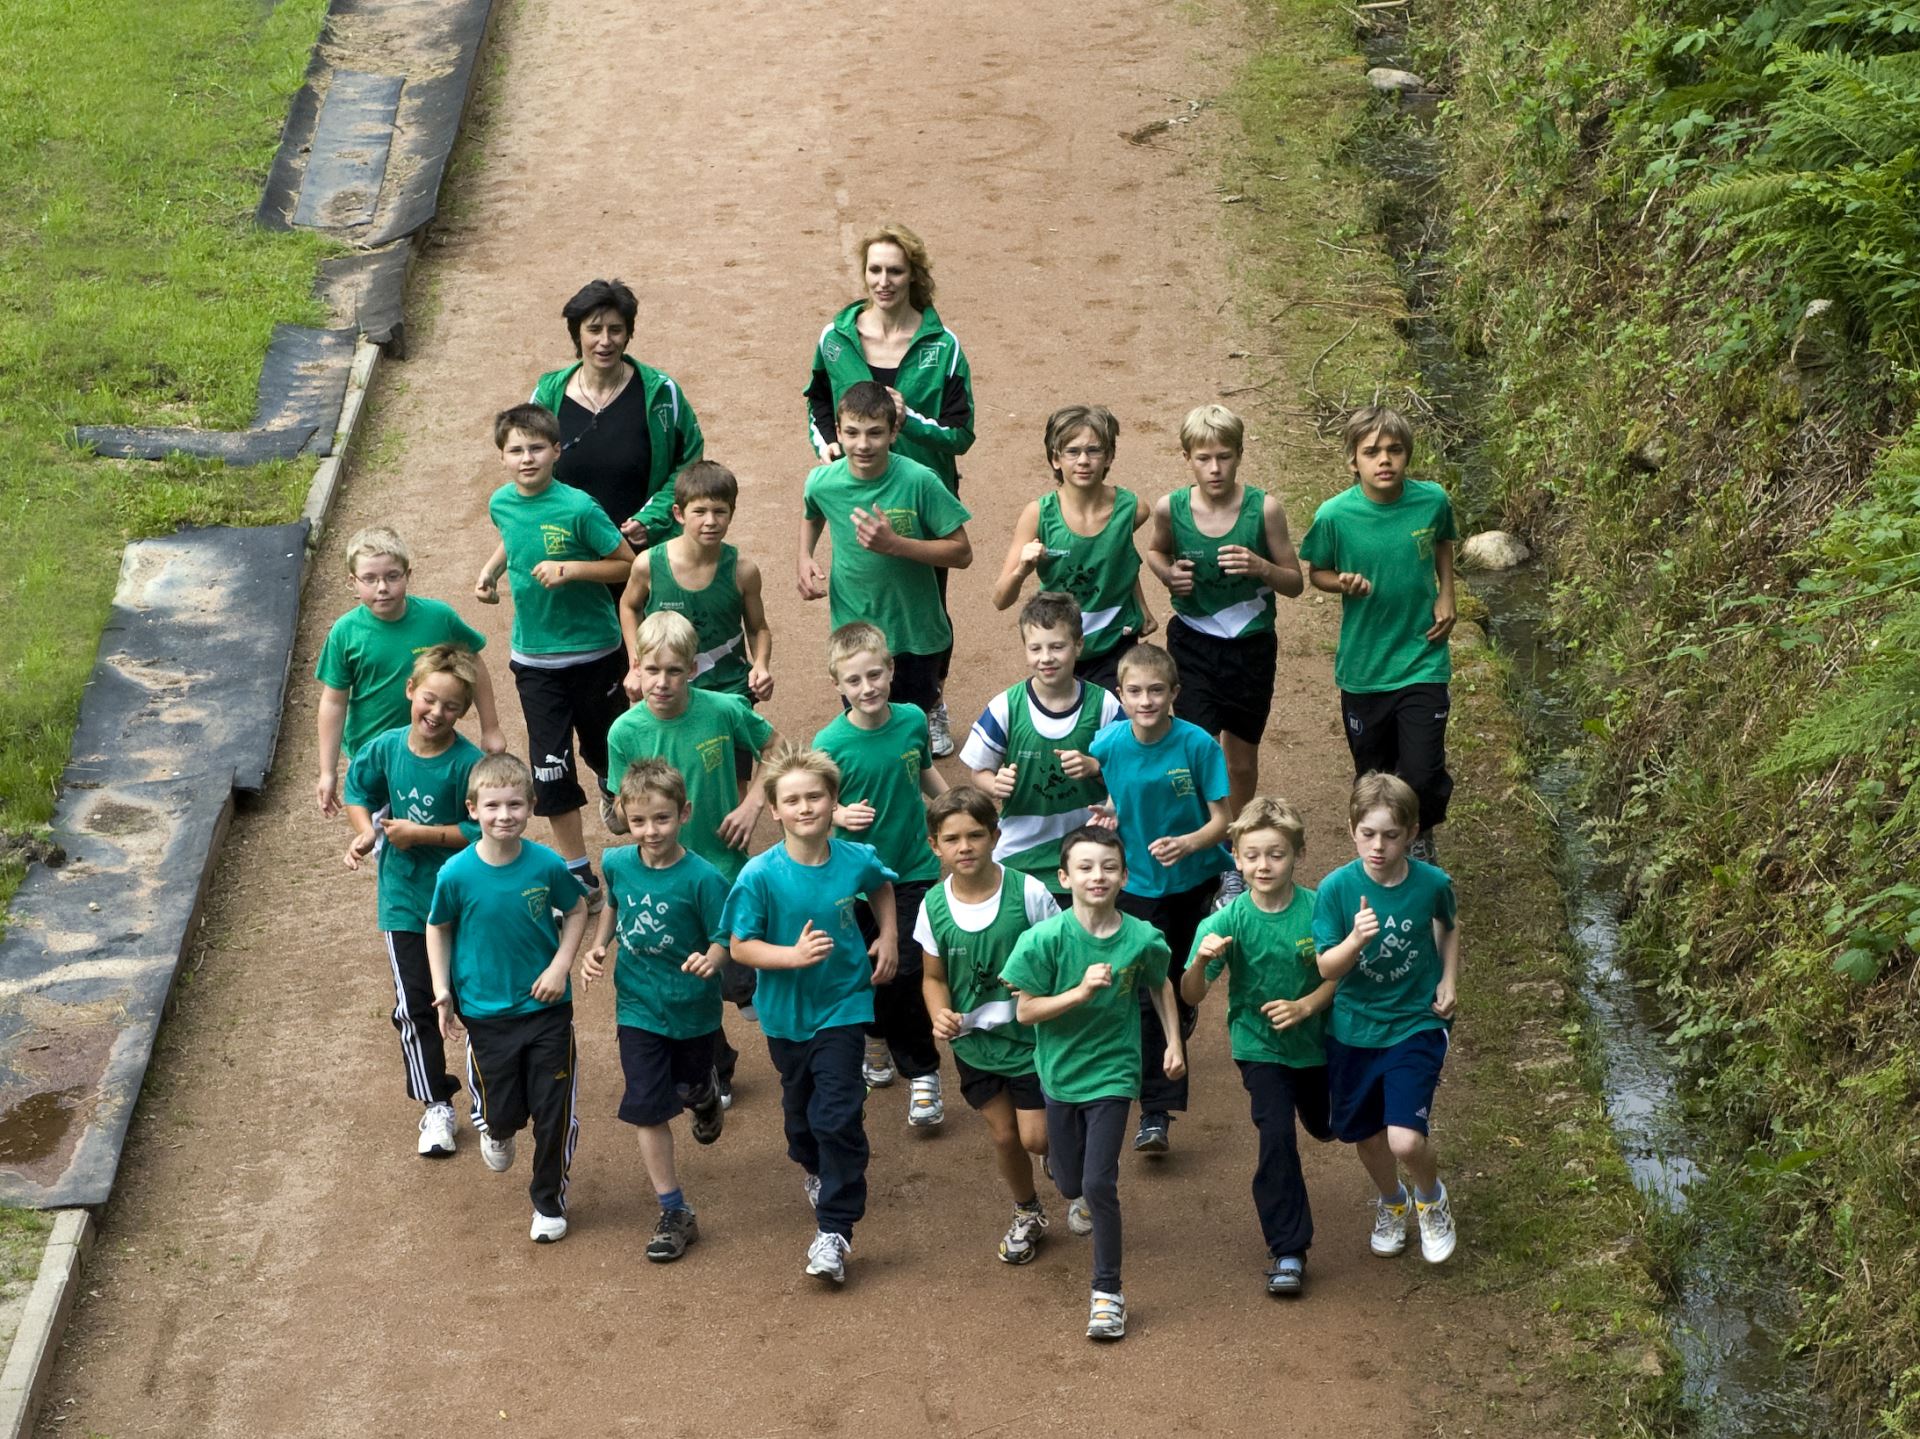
[42,1,1474,1434]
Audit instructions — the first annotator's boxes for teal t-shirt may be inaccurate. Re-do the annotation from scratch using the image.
[1087,719,1232,898]
[802,454,971,657]
[1310,857,1457,1048]
[1296,479,1457,693]
[605,689,774,883]
[721,840,898,1042]
[1193,888,1326,1067]
[1000,911,1171,1103]
[813,704,939,884]
[487,480,626,656]
[315,596,488,757]
[342,728,482,932]
[427,840,586,1020]
[601,845,730,1040]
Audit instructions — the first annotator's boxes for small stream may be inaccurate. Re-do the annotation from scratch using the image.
[1349,26,1822,1433]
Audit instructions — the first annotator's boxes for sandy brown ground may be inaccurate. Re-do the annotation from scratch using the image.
[38,0,1497,1434]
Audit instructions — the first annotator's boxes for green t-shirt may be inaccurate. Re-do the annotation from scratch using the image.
[1310,857,1457,1048]
[813,704,940,884]
[647,543,750,697]
[315,596,488,758]
[915,871,1061,1076]
[487,480,626,656]
[1296,479,1457,693]
[1194,888,1326,1067]
[342,728,482,932]
[427,840,586,1020]
[721,839,899,1042]
[802,454,972,657]
[1167,486,1275,638]
[1034,488,1145,660]
[1000,911,1172,1104]
[605,689,775,883]
[601,845,730,1039]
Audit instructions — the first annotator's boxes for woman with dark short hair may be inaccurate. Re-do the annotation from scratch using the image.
[533,278,704,554]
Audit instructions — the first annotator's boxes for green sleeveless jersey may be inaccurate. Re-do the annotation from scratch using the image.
[647,543,750,696]
[1002,681,1108,881]
[1035,488,1145,660]
[1168,486,1275,638]
[923,876,1038,1076]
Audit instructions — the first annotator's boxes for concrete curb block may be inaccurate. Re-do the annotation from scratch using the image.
[302,336,383,543]
[0,1211,93,1439]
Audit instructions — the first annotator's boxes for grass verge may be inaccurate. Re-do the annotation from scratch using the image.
[0,1207,55,1352]
[0,0,336,919]
[1219,0,1678,1429]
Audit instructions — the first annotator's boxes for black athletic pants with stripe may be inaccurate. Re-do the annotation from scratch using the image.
[465,1004,579,1220]
[384,931,459,1106]
[1117,879,1217,1116]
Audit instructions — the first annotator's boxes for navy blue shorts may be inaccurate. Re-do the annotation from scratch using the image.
[616,1025,719,1127]
[1325,1028,1448,1142]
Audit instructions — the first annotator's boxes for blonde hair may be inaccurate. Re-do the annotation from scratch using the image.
[619,757,687,811]
[1179,403,1245,455]
[1230,796,1306,855]
[759,743,842,806]
[1116,642,1179,689]
[1342,405,1416,463]
[826,622,890,679]
[407,644,478,710]
[1349,772,1419,832]
[467,753,534,805]
[344,526,410,575]
[858,223,936,312]
[636,610,698,665]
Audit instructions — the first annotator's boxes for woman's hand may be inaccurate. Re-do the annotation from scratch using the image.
[886,386,907,426]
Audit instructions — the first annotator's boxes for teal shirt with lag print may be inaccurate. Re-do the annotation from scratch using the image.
[601,846,730,1040]
[428,841,587,1020]
[342,728,482,932]
[1310,857,1457,1049]
[721,840,898,1042]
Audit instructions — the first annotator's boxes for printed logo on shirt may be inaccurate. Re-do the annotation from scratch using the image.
[1296,937,1319,967]
[882,506,919,538]
[1411,524,1437,562]
[1166,766,1196,799]
[833,895,861,932]
[822,338,844,363]
[1114,961,1141,995]
[898,746,923,782]
[522,884,551,921]
[396,785,438,824]
[621,892,676,957]
[696,735,729,774]
[1359,914,1420,984]
[652,404,675,429]
[916,348,941,371]
[541,523,571,557]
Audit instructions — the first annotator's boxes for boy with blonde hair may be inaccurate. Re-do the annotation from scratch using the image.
[427,754,589,1244]
[813,622,950,1125]
[1183,797,1336,1295]
[341,645,486,1157]
[583,758,730,1263]
[1299,407,1457,862]
[724,745,900,1285]
[1145,405,1303,820]
[315,525,502,815]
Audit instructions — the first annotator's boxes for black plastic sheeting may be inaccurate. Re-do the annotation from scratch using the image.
[73,326,354,464]
[292,71,404,230]
[0,523,308,1208]
[317,245,411,354]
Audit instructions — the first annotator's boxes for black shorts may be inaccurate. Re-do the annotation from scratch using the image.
[510,648,630,816]
[616,1024,719,1127]
[954,1054,1046,1111]
[890,650,944,715]
[1166,619,1277,746]
[1073,636,1138,696]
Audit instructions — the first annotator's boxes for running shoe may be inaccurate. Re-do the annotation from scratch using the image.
[1086,1290,1126,1341]
[530,1210,568,1244]
[479,1131,516,1173]
[646,1207,699,1263]
[1415,1184,1457,1263]
[806,1230,851,1284]
[417,1102,456,1158]
[1066,1197,1093,1236]
[999,1201,1049,1265]
[1371,1190,1411,1257]
[1266,1254,1305,1296]
[928,703,955,758]
[862,1036,896,1088]
[907,1074,945,1128]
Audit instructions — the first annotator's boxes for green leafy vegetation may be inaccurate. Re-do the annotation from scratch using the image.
[1400,0,1920,1426]
[0,0,334,913]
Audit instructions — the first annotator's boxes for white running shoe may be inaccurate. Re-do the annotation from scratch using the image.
[1370,1190,1411,1257]
[803,1172,822,1211]
[529,1210,568,1244]
[1066,1197,1093,1236]
[417,1102,456,1158]
[907,1074,945,1128]
[1211,870,1248,912]
[1086,1290,1126,1341]
[1415,1184,1457,1263]
[862,1036,896,1088]
[928,702,955,758]
[805,1229,850,1284]
[998,1202,1049,1265]
[479,1131,516,1173]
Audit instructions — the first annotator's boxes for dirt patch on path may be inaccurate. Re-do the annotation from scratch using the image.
[40,0,1524,1434]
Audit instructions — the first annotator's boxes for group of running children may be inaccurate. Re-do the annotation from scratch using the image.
[314,380,1462,1343]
